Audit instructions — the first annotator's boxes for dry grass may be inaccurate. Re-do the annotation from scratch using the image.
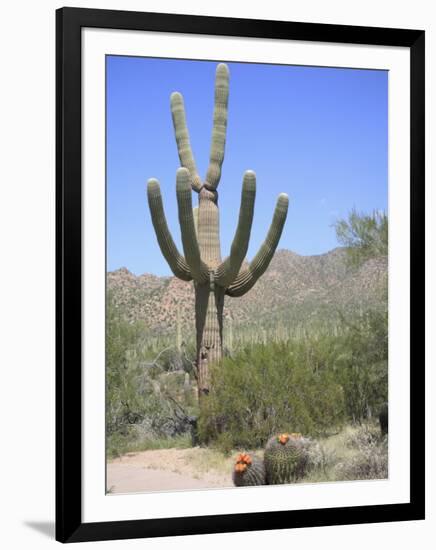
[302,423,387,483]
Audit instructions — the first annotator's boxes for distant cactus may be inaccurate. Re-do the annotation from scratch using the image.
[147,63,289,398]
[232,453,266,487]
[176,303,182,351]
[264,433,310,484]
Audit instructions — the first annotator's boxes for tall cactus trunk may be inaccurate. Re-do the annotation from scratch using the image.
[195,187,223,397]
[195,283,224,397]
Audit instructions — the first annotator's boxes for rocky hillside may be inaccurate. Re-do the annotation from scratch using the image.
[107,248,387,342]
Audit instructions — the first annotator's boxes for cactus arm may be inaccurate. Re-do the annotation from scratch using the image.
[176,168,209,283]
[205,63,229,190]
[170,92,202,192]
[147,178,192,281]
[215,170,256,287]
[226,193,289,297]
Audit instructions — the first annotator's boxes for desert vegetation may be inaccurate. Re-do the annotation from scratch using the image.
[106,224,388,489]
[106,291,387,466]
[106,58,388,490]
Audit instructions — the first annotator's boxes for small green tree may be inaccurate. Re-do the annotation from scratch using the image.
[332,208,388,422]
[335,309,388,422]
[334,209,388,267]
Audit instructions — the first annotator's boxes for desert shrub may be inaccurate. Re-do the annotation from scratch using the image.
[107,428,138,459]
[335,435,388,481]
[306,440,337,475]
[335,308,388,422]
[106,293,198,455]
[334,209,388,268]
[198,340,346,451]
[329,210,388,423]
[214,432,234,455]
[344,423,381,449]
[334,423,388,481]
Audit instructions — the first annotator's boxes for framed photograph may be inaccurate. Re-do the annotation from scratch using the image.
[56,7,425,543]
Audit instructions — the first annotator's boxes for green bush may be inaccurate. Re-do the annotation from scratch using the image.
[334,208,388,268]
[198,340,346,451]
[335,308,388,422]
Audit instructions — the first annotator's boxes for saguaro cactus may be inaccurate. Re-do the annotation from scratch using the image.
[147,63,289,397]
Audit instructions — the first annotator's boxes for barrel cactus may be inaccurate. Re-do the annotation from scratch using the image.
[232,452,266,487]
[264,433,309,484]
[147,63,289,398]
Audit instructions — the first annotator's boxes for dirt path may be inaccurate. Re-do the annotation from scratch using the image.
[107,447,234,494]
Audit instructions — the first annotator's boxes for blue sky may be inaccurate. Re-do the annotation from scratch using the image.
[107,56,387,276]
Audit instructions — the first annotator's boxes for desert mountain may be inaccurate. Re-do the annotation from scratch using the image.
[107,248,387,343]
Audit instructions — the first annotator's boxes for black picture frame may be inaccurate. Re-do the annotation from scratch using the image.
[56,6,425,543]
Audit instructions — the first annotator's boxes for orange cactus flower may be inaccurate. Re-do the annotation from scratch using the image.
[278,433,290,445]
[236,453,252,465]
[234,463,247,473]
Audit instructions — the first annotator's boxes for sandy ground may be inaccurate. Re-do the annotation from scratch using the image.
[107,447,234,494]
